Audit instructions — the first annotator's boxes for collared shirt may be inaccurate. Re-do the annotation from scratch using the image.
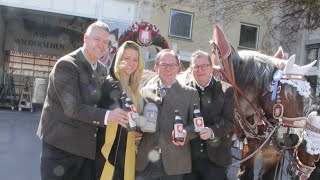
[159,80,176,99]
[91,62,97,71]
[81,47,98,70]
[195,75,213,91]
[159,79,176,89]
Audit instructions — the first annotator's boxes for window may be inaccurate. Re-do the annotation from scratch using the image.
[306,43,320,67]
[169,10,193,39]
[5,51,59,102]
[239,23,259,50]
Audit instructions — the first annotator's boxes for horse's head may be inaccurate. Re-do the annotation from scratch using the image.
[212,24,320,179]
[236,51,319,179]
[212,24,315,138]
[258,55,316,148]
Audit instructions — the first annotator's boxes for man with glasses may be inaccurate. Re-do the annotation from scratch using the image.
[184,50,235,180]
[136,49,199,180]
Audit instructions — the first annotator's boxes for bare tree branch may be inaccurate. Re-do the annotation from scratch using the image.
[152,0,320,54]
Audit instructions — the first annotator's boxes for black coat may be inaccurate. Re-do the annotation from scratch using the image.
[186,77,235,167]
[37,48,107,159]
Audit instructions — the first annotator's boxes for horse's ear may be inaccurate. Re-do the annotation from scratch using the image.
[284,55,317,75]
[213,24,231,60]
[273,46,286,59]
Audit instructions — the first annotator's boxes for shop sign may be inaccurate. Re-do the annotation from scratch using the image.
[5,20,83,56]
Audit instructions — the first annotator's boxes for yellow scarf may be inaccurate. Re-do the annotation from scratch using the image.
[101,41,143,180]
[100,123,136,180]
[100,95,140,179]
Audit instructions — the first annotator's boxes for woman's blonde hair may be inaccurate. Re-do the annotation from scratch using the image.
[114,41,144,113]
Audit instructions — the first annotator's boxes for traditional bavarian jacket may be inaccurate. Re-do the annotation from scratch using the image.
[185,76,235,167]
[37,48,107,159]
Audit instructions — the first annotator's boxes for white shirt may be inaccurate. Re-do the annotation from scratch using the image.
[195,75,212,91]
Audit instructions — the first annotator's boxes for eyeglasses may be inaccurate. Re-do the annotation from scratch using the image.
[191,64,212,71]
[158,63,178,69]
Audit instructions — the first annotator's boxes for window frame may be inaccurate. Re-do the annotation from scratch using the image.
[168,9,194,40]
[238,23,260,50]
[305,43,320,68]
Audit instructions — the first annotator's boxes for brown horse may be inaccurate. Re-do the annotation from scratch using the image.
[211,25,319,179]
[139,26,320,179]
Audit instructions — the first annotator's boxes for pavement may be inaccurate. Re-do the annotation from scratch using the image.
[0,109,41,180]
[0,108,319,180]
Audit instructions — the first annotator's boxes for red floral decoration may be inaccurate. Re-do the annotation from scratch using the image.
[117,21,169,50]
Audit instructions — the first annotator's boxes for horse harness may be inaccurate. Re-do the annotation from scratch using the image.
[288,149,316,180]
[215,46,306,145]
[212,45,312,178]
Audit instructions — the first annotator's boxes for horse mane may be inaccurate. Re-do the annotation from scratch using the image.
[232,50,286,91]
[304,93,317,116]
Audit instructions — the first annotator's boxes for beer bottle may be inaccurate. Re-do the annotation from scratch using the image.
[174,110,184,142]
[141,102,158,133]
[193,104,205,133]
[121,92,137,131]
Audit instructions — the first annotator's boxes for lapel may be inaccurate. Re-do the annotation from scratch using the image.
[164,80,182,101]
[143,76,162,105]
[161,80,187,115]
[75,48,95,75]
[207,77,217,97]
[186,76,217,95]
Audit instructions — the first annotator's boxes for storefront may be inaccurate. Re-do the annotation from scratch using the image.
[0,6,94,108]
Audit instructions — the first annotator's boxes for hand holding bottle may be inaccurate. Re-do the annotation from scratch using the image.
[172,129,187,146]
[121,92,137,131]
[199,127,214,140]
[108,108,128,128]
[193,104,205,133]
[172,110,186,146]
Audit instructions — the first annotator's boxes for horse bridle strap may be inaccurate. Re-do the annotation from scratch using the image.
[282,74,306,81]
[219,69,263,116]
[214,45,269,138]
[306,122,320,134]
[279,117,307,128]
[219,68,260,137]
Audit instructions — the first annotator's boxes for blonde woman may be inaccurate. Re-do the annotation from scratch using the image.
[97,41,144,180]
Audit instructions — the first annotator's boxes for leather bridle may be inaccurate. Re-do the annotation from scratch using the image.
[212,45,311,175]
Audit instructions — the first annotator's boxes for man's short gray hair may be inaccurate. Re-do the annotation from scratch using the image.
[86,21,110,34]
[190,50,212,66]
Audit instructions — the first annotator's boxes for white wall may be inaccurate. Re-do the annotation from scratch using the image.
[0,0,99,18]
[0,0,138,21]
[103,0,137,22]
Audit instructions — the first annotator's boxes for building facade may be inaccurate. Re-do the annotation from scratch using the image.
[0,0,319,108]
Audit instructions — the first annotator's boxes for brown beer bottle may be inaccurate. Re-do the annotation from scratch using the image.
[121,92,137,131]
[193,104,205,133]
[174,110,184,142]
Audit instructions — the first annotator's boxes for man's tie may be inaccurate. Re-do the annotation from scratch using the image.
[160,87,167,100]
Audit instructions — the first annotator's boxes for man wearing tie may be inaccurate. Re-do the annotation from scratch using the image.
[136,49,199,180]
